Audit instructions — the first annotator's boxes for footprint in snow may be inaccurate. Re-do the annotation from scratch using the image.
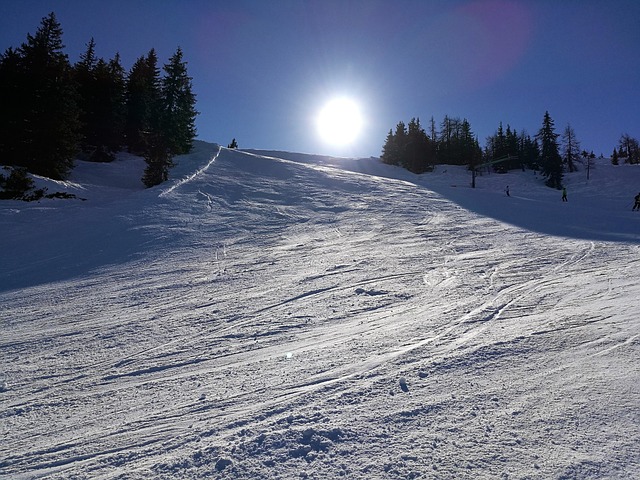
[399,377,409,392]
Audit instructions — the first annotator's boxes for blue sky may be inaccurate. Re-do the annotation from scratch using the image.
[1,0,639,158]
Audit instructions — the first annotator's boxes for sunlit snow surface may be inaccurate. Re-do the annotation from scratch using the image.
[1,142,639,479]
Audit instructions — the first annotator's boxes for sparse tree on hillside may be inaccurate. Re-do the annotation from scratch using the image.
[611,148,619,165]
[581,150,596,179]
[561,124,581,172]
[536,111,563,189]
[428,116,437,145]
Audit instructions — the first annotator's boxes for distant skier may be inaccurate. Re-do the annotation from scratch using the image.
[633,192,640,211]
[562,187,568,202]
[505,185,510,197]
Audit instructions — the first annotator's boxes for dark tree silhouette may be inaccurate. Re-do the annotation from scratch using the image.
[125,49,161,156]
[561,124,581,172]
[0,47,23,167]
[5,12,80,179]
[160,47,198,155]
[536,111,563,189]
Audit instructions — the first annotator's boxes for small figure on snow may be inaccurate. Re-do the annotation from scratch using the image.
[505,185,510,197]
[562,187,568,202]
[633,192,640,211]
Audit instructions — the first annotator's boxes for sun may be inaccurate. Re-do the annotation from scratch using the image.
[316,97,363,147]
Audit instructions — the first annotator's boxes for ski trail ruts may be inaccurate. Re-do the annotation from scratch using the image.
[8,241,603,475]
[105,269,425,372]
[322,241,601,378]
[3,267,415,409]
[251,270,422,314]
[107,240,596,377]
[2,290,430,455]
[7,365,375,479]
[5,240,597,415]
[158,145,221,197]
[5,298,435,469]
[232,244,605,418]
[591,333,640,357]
[2,312,429,479]
[3,246,604,477]
[92,247,584,454]
[2,418,192,478]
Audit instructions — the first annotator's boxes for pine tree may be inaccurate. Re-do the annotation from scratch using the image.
[503,125,520,170]
[405,117,433,173]
[73,40,127,162]
[536,111,563,189]
[495,122,507,158]
[428,116,437,144]
[0,47,24,166]
[518,130,539,170]
[394,121,407,152]
[381,129,399,166]
[382,121,407,166]
[561,124,581,172]
[0,166,35,199]
[125,49,161,155]
[74,38,98,156]
[90,57,126,161]
[102,54,127,155]
[14,12,80,179]
[460,119,482,170]
[142,131,173,187]
[485,122,506,164]
[438,116,455,164]
[160,47,197,155]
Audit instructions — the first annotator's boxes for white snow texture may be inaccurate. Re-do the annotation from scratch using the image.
[1,142,639,479]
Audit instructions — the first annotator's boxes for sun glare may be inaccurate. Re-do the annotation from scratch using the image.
[316,97,363,147]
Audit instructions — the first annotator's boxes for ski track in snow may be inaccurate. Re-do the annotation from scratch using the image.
[1,143,639,479]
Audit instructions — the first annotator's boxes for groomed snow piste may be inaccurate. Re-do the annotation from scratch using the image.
[1,142,639,479]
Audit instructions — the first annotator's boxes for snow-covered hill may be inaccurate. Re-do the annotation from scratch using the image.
[1,142,639,479]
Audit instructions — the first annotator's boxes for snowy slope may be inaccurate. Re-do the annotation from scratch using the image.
[1,142,639,479]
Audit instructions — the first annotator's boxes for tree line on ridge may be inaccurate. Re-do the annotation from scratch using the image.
[0,12,198,198]
[381,112,639,190]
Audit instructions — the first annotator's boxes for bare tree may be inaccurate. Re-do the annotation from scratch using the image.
[619,134,640,164]
[561,124,581,172]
